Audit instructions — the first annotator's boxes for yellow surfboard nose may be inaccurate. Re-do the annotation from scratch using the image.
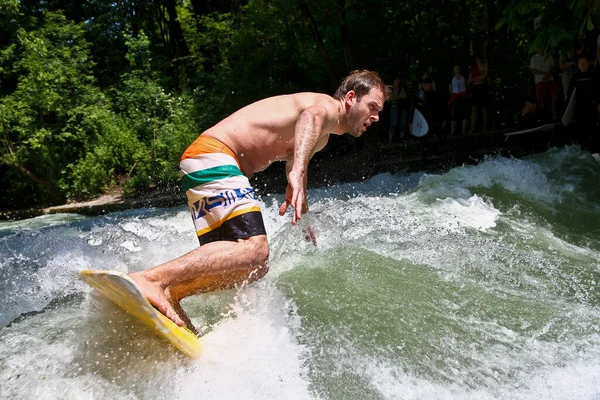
[80,269,202,358]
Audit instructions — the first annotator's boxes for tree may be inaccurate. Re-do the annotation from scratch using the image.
[496,0,599,52]
[0,11,102,205]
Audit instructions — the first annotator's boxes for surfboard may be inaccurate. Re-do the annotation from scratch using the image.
[411,108,429,137]
[503,123,555,141]
[562,87,576,126]
[79,269,202,358]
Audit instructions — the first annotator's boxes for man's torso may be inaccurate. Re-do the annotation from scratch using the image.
[202,92,336,177]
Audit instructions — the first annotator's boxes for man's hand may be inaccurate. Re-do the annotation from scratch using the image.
[278,169,308,225]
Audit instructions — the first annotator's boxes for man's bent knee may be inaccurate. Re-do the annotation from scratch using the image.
[242,235,269,283]
[246,234,269,267]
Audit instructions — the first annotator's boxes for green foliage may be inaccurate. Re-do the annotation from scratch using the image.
[0,11,200,208]
[60,107,134,198]
[0,11,104,206]
[497,0,599,52]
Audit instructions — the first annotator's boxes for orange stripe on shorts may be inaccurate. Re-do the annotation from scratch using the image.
[181,135,240,165]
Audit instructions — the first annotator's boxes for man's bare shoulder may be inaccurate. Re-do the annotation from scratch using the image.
[289,92,340,119]
[224,92,339,125]
[255,92,337,110]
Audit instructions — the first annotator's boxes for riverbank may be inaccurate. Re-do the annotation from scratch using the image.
[0,187,187,221]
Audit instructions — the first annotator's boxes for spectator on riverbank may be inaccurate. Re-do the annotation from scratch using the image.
[468,54,490,132]
[566,52,600,152]
[576,29,597,58]
[530,48,558,120]
[413,77,442,136]
[397,77,410,139]
[418,71,437,92]
[519,97,543,130]
[448,65,469,135]
[559,48,576,101]
[387,75,409,144]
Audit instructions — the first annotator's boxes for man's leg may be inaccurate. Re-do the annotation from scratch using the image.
[129,234,269,330]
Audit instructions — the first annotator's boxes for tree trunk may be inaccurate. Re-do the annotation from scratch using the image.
[459,0,471,59]
[297,0,339,91]
[484,0,497,72]
[163,0,190,58]
[338,0,354,72]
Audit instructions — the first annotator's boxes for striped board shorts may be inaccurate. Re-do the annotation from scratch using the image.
[179,135,266,245]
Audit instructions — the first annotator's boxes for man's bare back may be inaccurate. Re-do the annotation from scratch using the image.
[203,92,340,177]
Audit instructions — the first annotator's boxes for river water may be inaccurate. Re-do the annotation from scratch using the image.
[1,146,599,399]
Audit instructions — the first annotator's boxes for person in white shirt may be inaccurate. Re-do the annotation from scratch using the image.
[448,65,468,135]
[530,49,558,119]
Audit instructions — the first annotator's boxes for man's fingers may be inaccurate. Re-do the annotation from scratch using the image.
[295,203,303,223]
[279,200,290,216]
[293,195,305,225]
[281,188,308,225]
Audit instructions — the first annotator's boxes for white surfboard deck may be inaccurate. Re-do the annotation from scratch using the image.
[411,108,429,137]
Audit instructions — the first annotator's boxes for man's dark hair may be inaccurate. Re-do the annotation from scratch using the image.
[333,70,388,101]
[423,77,433,84]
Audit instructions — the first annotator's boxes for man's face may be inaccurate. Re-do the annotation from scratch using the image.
[578,57,590,72]
[423,83,433,92]
[346,88,385,137]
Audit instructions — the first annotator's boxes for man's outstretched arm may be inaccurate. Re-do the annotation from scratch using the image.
[279,103,332,224]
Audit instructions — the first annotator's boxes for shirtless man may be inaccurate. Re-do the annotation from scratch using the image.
[129,70,387,330]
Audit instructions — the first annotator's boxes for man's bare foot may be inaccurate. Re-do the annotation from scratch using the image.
[129,271,187,328]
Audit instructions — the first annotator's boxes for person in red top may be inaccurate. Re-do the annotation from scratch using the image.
[468,54,490,132]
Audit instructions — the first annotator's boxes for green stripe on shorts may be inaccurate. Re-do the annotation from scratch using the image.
[181,164,244,192]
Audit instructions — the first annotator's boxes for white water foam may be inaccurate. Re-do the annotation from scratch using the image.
[1,278,313,400]
[360,354,600,400]
[419,155,571,205]
[174,284,313,400]
[2,149,599,399]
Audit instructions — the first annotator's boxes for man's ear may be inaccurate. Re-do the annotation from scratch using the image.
[344,90,356,107]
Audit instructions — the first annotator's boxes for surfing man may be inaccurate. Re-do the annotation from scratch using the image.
[129,70,387,331]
